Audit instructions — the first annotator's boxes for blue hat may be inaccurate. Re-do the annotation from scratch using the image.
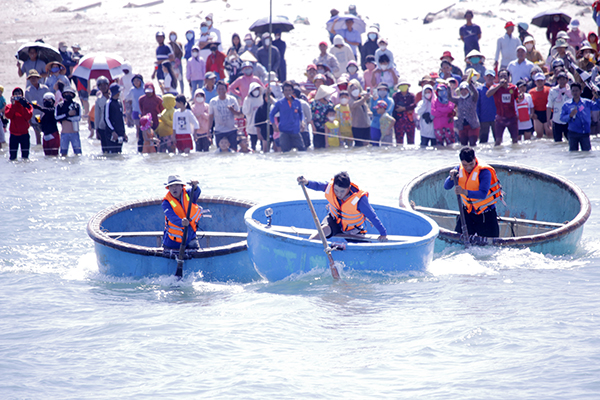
[109,83,121,96]
[484,69,495,77]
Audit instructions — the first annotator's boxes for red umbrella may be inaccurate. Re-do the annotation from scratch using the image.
[72,53,125,81]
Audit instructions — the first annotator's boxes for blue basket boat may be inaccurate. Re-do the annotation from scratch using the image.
[87,195,261,282]
[399,163,591,255]
[244,200,439,281]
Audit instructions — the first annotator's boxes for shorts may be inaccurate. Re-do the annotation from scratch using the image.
[78,90,89,100]
[534,110,547,123]
[175,134,193,152]
[518,129,532,135]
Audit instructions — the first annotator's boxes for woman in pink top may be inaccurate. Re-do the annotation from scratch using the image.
[431,83,456,146]
[191,88,211,151]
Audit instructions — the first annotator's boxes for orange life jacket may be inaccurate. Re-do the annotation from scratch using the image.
[324,180,368,231]
[164,190,202,243]
[458,161,502,215]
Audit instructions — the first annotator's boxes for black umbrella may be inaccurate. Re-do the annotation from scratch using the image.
[15,42,62,64]
[249,16,294,35]
[531,10,571,28]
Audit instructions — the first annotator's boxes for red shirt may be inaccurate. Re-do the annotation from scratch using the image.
[206,51,226,81]
[491,84,518,119]
[529,86,550,111]
[5,101,33,135]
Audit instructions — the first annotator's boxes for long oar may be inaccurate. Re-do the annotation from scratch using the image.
[175,182,197,278]
[452,175,470,248]
[300,183,340,280]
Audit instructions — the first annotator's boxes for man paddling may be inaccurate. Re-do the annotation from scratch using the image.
[162,175,202,250]
[297,172,388,242]
[444,147,501,238]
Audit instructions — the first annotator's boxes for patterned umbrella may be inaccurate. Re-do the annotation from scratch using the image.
[72,53,125,81]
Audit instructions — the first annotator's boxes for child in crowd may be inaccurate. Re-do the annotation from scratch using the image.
[416,84,436,146]
[140,113,158,153]
[216,137,235,153]
[369,83,393,146]
[392,80,416,145]
[516,79,534,140]
[55,86,83,156]
[376,100,395,146]
[155,94,176,153]
[191,89,211,152]
[529,72,552,138]
[431,83,456,146]
[324,108,340,147]
[173,95,199,154]
[31,92,60,156]
[238,135,253,153]
[334,90,352,146]
[5,87,33,160]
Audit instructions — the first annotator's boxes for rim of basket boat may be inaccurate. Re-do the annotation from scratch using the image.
[87,195,256,258]
[398,162,592,247]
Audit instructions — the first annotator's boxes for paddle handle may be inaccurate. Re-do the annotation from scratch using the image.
[452,175,470,248]
[300,183,340,279]
[175,183,197,278]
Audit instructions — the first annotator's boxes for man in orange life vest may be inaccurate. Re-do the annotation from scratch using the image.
[162,175,203,249]
[444,147,501,238]
[297,172,388,242]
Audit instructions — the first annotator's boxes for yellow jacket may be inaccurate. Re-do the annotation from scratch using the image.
[155,94,176,137]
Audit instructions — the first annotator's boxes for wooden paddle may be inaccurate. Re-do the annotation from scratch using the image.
[452,175,470,248]
[300,183,340,280]
[175,182,197,278]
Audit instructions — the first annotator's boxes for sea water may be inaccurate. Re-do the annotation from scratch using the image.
[2,135,600,399]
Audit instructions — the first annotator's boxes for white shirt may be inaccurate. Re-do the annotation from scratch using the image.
[173,109,199,134]
[515,93,534,130]
[209,95,240,133]
[547,85,573,124]
[495,34,522,67]
[507,58,534,84]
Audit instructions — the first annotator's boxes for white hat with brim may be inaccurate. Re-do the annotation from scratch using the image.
[465,49,485,60]
[165,175,186,187]
[315,85,336,101]
[240,51,258,63]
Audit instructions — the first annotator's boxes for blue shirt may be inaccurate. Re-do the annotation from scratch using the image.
[369,96,393,129]
[337,28,362,57]
[560,97,600,134]
[162,185,201,249]
[270,97,303,134]
[477,84,497,123]
[307,181,387,236]
[459,24,481,54]
[202,85,218,104]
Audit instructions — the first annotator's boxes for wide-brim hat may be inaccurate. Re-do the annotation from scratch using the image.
[314,85,336,101]
[578,43,597,55]
[62,86,76,95]
[165,175,185,187]
[45,61,66,73]
[397,79,411,87]
[465,49,485,60]
[440,50,454,61]
[376,82,389,91]
[553,38,569,49]
[27,69,41,79]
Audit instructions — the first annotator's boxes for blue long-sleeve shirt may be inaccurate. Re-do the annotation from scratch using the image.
[476,85,497,123]
[270,96,303,134]
[444,166,493,211]
[162,185,202,248]
[307,181,387,236]
[560,97,600,134]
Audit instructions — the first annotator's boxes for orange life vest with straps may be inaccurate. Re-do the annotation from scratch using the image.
[324,180,368,232]
[164,190,202,243]
[458,161,502,215]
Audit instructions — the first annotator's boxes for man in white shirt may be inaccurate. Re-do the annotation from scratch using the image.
[208,81,244,151]
[507,46,534,84]
[494,21,522,70]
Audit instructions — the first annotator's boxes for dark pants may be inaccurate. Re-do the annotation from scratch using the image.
[9,134,30,160]
[279,131,306,152]
[568,131,592,151]
[455,207,500,238]
[313,130,326,149]
[479,121,495,143]
[553,122,569,142]
[215,130,238,150]
[195,136,211,152]
[300,131,311,149]
[420,136,437,146]
[352,126,370,147]
[98,128,110,153]
[494,116,519,145]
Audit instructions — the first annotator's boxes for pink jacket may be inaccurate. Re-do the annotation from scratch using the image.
[228,75,264,106]
[186,56,206,82]
[431,97,455,130]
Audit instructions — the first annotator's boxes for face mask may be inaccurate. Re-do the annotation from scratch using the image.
[243,68,253,76]
[186,33,194,40]
[43,100,54,107]
[348,66,358,74]
[59,46,67,52]
[470,57,481,64]
[264,39,271,46]
[51,66,60,73]
[378,90,387,98]
[572,27,579,32]
[460,92,469,99]
[252,90,260,97]
[275,34,281,40]
[525,43,533,51]
[195,96,205,103]
[351,89,360,97]
[424,92,432,100]
[245,40,254,47]
[64,95,75,102]
[170,35,177,41]
[437,87,448,103]
[201,26,208,33]
[380,64,389,71]
[379,45,387,51]
[398,84,409,93]
[340,98,349,105]
[328,116,336,122]
[317,68,325,74]
[192,51,199,57]
[368,33,377,41]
